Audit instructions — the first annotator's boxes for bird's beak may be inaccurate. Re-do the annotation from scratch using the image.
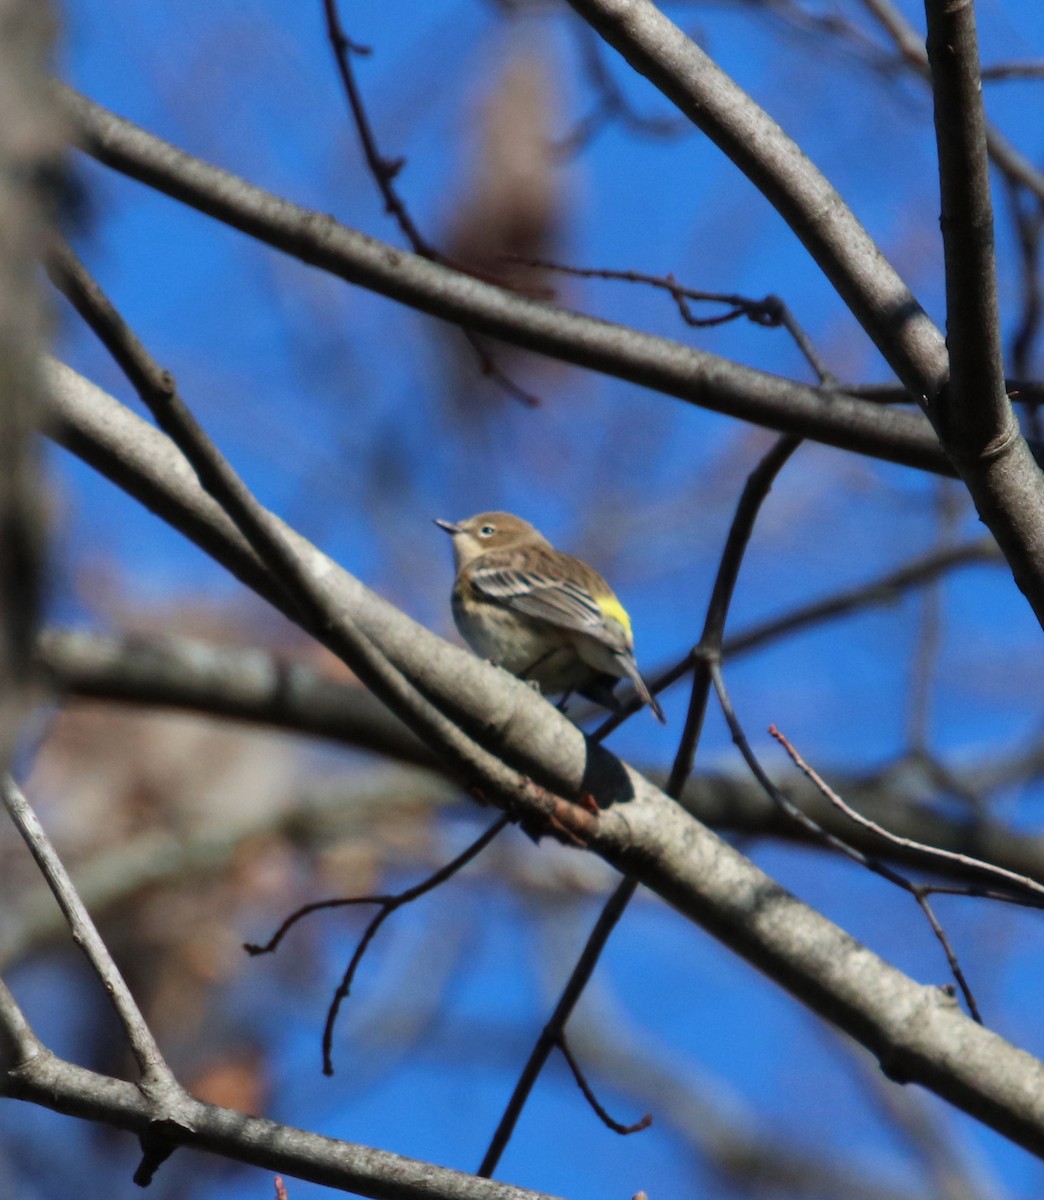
[434,518,461,535]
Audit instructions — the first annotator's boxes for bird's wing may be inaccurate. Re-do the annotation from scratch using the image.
[470,568,621,642]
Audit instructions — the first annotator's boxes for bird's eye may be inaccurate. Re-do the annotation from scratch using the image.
[480,525,496,537]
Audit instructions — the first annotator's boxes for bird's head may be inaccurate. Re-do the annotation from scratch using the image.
[434,511,549,567]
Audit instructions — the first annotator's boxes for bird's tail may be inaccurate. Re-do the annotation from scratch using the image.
[619,654,666,724]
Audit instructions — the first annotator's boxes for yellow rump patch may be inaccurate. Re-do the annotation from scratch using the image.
[595,593,632,638]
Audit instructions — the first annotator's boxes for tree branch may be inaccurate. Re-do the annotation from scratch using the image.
[565,0,1044,639]
[0,1042,565,1200]
[38,533,999,764]
[52,84,950,473]
[924,0,1008,455]
[1,776,181,1096]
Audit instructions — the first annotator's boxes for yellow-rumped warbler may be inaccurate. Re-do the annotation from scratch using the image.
[435,511,665,723]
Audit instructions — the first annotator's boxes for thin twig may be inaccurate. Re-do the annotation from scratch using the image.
[557,1033,652,1135]
[905,483,956,753]
[596,435,801,743]
[710,666,982,1021]
[478,875,638,1176]
[770,726,1044,909]
[608,537,996,719]
[321,0,430,255]
[320,0,540,406]
[980,60,1044,82]
[1005,179,1044,441]
[504,258,838,384]
[245,815,511,1074]
[856,0,1044,203]
[555,20,686,157]
[723,538,997,659]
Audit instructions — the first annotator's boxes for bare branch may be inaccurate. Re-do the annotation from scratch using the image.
[0,1044,566,1200]
[33,625,1044,896]
[564,0,948,393]
[319,0,539,406]
[722,538,999,659]
[0,976,42,1069]
[37,627,435,765]
[924,0,1009,457]
[1005,180,1044,402]
[980,60,1044,82]
[484,432,800,1173]
[245,815,511,1075]
[1,776,181,1096]
[858,0,1044,203]
[0,766,463,969]
[770,726,1044,908]
[53,85,950,473]
[39,534,1000,762]
[478,876,637,1176]
[42,253,585,826]
[711,671,984,1021]
[505,257,838,382]
[556,1033,652,1136]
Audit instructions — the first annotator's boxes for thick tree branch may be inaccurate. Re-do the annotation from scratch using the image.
[918,1,1044,622]
[37,627,434,766]
[0,1039,564,1200]
[53,84,950,473]
[39,364,1044,882]
[924,0,1008,454]
[28,625,1044,893]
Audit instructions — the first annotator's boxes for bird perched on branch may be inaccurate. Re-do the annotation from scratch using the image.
[435,511,665,723]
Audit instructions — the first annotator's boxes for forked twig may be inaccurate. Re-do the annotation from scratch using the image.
[708,669,984,1023]
[770,726,1044,908]
[555,21,686,156]
[245,814,511,1074]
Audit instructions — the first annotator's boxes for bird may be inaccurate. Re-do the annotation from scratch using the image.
[435,511,665,723]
